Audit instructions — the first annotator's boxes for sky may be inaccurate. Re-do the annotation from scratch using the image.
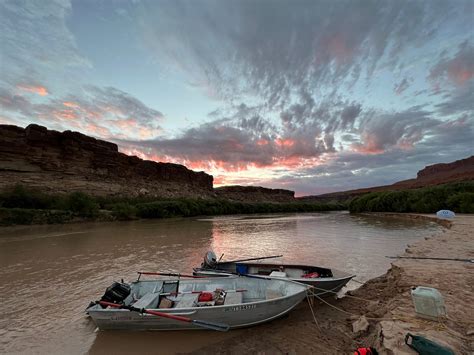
[0,0,473,196]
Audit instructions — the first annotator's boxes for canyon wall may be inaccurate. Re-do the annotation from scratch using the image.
[0,124,214,198]
[299,155,474,202]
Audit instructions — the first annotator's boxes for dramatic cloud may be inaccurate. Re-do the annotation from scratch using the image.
[1,0,472,195]
[16,84,49,97]
[0,0,89,90]
[352,108,439,154]
[118,97,368,172]
[429,42,474,87]
[138,0,456,107]
[435,81,474,116]
[0,86,163,140]
[393,78,412,95]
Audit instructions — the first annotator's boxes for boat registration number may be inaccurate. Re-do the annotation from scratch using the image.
[224,304,257,312]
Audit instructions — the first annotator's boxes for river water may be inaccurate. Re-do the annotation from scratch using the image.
[0,212,441,354]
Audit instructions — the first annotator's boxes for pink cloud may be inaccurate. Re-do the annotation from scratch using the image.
[429,42,474,87]
[17,84,49,96]
[63,101,79,108]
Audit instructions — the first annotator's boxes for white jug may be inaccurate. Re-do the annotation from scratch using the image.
[411,286,446,320]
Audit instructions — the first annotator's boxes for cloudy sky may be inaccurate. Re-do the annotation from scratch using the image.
[1,0,473,195]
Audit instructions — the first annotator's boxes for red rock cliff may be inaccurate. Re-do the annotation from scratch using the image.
[0,124,213,198]
[416,156,474,182]
[299,155,474,202]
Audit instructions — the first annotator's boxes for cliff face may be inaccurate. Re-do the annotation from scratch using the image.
[215,185,295,203]
[416,156,474,181]
[0,124,213,198]
[299,155,474,202]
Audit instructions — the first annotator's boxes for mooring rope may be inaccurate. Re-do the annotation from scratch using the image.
[307,287,449,331]
[305,290,321,330]
[307,283,375,303]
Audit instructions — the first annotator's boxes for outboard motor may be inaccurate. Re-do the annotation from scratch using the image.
[203,251,217,268]
[100,281,131,304]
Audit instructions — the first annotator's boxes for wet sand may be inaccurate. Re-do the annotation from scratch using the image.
[193,214,474,354]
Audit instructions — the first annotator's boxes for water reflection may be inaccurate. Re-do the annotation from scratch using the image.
[0,212,441,354]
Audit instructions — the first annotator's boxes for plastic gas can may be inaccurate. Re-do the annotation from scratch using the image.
[411,286,446,320]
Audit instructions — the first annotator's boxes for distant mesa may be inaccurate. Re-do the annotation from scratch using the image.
[300,155,474,203]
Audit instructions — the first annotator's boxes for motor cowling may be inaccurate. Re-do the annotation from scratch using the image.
[100,282,131,304]
[203,251,217,268]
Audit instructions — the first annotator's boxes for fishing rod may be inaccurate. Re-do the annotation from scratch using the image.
[218,254,283,264]
[386,256,473,263]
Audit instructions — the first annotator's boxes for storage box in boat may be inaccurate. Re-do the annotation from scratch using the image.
[411,286,446,320]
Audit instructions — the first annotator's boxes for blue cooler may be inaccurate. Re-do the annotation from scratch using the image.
[236,264,249,275]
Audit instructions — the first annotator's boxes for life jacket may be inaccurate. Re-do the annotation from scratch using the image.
[354,347,378,355]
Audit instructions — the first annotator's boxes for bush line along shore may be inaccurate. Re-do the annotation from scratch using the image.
[348,181,474,214]
[1,181,473,226]
[0,185,346,226]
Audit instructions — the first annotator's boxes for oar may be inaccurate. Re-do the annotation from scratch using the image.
[218,254,283,264]
[137,271,207,280]
[98,301,230,332]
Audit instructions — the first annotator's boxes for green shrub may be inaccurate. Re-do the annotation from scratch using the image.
[111,203,138,220]
[447,192,474,213]
[0,185,54,209]
[65,192,99,217]
[349,181,474,213]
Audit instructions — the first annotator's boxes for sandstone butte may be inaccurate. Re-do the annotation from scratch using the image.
[299,155,474,203]
[0,124,213,199]
[0,124,296,202]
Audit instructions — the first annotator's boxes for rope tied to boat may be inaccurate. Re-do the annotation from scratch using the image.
[305,289,321,330]
[306,287,449,331]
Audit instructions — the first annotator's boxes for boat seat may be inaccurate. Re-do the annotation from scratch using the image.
[269,271,287,277]
[224,292,243,305]
[174,293,199,308]
[265,289,282,300]
[132,293,159,309]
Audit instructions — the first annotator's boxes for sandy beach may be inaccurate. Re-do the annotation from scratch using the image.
[192,214,474,354]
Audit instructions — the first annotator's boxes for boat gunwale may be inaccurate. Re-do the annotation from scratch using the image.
[192,268,356,283]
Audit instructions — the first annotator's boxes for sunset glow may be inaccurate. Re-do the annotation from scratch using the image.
[0,0,472,195]
[17,85,49,96]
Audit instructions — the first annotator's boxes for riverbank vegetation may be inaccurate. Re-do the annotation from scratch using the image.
[0,185,346,225]
[349,181,474,213]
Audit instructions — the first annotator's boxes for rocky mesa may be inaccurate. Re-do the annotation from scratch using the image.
[299,155,474,203]
[0,124,214,198]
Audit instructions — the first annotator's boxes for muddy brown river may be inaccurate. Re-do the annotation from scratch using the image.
[0,212,441,354]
